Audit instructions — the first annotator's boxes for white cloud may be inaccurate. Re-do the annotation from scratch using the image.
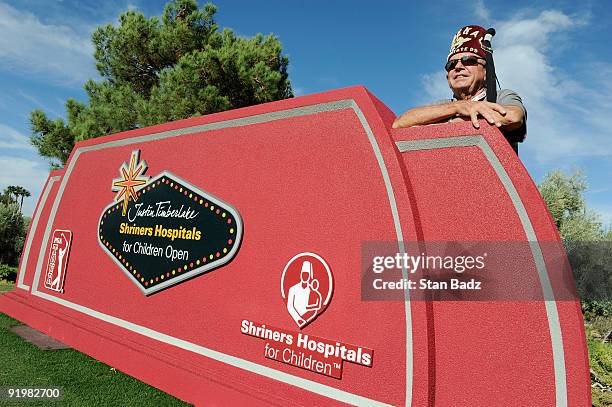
[421,71,450,102]
[492,11,610,162]
[0,156,49,217]
[0,2,96,86]
[474,0,492,26]
[17,89,62,117]
[421,8,611,163]
[0,124,34,151]
[496,11,575,48]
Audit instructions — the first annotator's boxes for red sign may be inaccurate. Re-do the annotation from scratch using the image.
[44,229,72,292]
[0,87,591,406]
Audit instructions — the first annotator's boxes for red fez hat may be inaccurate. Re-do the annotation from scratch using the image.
[448,25,493,61]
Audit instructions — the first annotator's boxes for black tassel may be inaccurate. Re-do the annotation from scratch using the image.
[482,28,497,102]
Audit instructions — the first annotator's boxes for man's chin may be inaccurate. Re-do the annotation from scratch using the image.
[450,85,470,95]
[450,79,471,88]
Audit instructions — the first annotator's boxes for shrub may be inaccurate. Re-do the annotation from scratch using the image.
[0,264,17,282]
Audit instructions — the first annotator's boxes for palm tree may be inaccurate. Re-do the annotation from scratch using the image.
[14,186,31,212]
[2,186,30,212]
[2,186,18,204]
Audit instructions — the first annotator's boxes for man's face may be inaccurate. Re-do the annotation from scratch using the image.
[446,52,486,97]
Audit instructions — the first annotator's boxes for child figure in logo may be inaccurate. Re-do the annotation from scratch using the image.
[287,261,323,327]
[304,278,322,320]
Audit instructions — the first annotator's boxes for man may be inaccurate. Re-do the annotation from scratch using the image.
[393,25,526,153]
[287,260,321,327]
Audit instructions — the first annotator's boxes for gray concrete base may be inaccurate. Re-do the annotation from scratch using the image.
[10,325,70,350]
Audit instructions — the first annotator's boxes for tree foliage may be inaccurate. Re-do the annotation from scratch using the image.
[0,202,26,266]
[538,170,605,241]
[2,186,30,212]
[30,0,293,167]
[538,170,612,318]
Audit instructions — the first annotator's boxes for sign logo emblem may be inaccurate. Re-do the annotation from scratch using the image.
[111,150,149,216]
[44,229,72,292]
[242,253,372,379]
[281,253,333,328]
[98,150,243,296]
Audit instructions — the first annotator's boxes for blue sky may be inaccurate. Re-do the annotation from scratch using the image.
[1,0,611,227]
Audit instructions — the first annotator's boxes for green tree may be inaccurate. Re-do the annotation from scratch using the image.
[538,170,612,317]
[2,186,19,205]
[13,186,30,213]
[1,186,30,213]
[538,170,605,241]
[0,202,26,266]
[30,0,292,167]
[17,187,30,212]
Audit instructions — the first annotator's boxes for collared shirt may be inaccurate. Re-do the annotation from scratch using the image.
[452,88,487,102]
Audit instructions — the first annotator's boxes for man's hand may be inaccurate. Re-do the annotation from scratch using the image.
[453,100,506,128]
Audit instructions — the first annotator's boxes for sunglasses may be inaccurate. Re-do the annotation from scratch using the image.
[445,56,485,72]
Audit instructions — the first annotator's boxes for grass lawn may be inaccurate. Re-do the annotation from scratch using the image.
[0,280,15,293]
[0,283,189,406]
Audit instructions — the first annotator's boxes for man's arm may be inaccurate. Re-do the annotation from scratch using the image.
[495,89,527,134]
[392,100,522,130]
[391,103,458,128]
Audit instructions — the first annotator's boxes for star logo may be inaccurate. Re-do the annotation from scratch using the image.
[111,150,149,216]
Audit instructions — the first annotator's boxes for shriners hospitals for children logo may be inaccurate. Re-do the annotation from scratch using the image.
[240,252,373,379]
[281,253,333,328]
